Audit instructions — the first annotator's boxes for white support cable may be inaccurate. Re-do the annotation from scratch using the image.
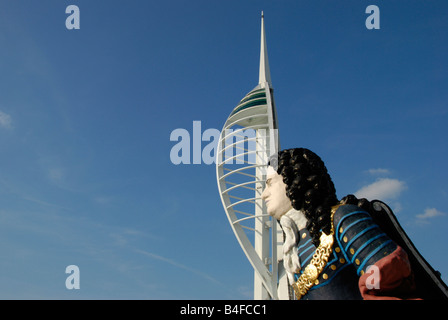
[223,169,257,179]
[218,123,270,145]
[241,225,256,232]
[224,114,269,130]
[233,209,255,217]
[219,136,259,154]
[223,180,263,193]
[219,164,264,179]
[232,214,272,225]
[228,194,253,202]
[225,197,259,210]
[221,150,257,165]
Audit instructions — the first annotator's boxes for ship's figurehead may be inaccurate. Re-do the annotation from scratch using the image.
[261,148,448,300]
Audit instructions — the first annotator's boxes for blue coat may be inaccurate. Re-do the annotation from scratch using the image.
[294,204,407,300]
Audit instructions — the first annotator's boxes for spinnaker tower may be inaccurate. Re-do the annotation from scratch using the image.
[216,12,290,300]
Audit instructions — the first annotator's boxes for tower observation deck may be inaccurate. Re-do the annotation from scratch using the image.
[216,13,290,300]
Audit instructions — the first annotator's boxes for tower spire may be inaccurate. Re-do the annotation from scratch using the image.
[259,11,272,87]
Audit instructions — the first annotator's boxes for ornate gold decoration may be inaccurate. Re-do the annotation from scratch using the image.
[292,203,342,300]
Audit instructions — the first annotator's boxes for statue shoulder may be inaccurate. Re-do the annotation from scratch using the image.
[332,204,397,275]
[333,204,371,229]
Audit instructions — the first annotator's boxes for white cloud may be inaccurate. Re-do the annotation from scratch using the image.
[355,178,407,201]
[0,111,12,129]
[416,208,445,220]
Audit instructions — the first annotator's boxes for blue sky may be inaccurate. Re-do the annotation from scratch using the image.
[0,0,447,299]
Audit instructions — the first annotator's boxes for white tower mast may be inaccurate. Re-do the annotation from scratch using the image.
[258,12,272,87]
[216,12,290,300]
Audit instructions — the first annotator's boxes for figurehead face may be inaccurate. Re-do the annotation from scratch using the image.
[263,148,339,246]
[261,166,293,220]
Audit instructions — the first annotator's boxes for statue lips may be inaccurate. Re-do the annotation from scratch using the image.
[264,200,271,214]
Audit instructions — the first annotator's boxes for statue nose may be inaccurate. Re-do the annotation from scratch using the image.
[261,188,268,200]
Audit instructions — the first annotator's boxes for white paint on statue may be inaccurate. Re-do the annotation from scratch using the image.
[280,208,307,284]
[262,166,309,285]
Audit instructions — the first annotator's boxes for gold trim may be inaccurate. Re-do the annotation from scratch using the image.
[292,203,342,300]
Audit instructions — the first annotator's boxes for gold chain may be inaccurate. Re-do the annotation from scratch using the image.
[292,203,342,300]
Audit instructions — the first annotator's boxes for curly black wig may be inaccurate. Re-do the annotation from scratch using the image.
[269,148,339,246]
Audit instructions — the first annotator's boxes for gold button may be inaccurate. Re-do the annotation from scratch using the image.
[350,248,355,255]
[340,258,345,264]
[343,236,348,243]
[339,227,343,233]
[323,273,328,280]
[330,265,337,270]
[302,233,307,239]
[360,270,365,276]
[314,279,319,285]
[355,259,360,265]
[335,247,341,253]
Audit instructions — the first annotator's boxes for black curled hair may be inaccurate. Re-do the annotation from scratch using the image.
[268,148,339,246]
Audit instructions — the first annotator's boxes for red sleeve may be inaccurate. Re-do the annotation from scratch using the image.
[358,246,422,300]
